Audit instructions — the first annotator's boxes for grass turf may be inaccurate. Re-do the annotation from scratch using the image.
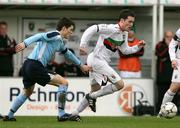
[0,116,180,128]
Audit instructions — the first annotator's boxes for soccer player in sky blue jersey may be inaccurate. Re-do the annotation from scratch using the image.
[71,9,145,121]
[3,17,91,121]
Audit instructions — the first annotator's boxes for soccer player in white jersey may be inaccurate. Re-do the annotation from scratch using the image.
[158,28,180,117]
[1,17,91,121]
[70,9,145,121]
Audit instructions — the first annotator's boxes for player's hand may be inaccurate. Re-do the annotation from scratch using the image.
[15,42,25,53]
[171,60,178,70]
[137,40,145,49]
[80,65,92,74]
[79,47,87,55]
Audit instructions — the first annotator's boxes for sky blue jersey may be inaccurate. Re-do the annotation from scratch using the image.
[23,30,81,67]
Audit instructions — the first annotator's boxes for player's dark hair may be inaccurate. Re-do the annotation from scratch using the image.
[0,21,7,26]
[56,17,75,31]
[118,9,135,21]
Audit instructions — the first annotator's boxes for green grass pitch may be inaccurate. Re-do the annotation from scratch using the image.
[1,116,180,128]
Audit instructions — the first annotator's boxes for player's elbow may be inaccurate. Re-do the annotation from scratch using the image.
[120,50,129,55]
[115,80,124,90]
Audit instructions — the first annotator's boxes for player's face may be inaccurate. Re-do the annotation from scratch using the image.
[119,16,135,32]
[62,25,74,39]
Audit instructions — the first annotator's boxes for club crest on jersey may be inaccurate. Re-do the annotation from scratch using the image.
[111,75,116,79]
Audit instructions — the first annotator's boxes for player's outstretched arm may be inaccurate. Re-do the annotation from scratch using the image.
[15,42,25,53]
[23,33,45,47]
[63,49,92,73]
[16,33,46,53]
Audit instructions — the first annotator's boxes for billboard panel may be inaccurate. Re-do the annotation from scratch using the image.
[0,78,154,116]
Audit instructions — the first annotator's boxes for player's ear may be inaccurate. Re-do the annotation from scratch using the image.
[119,18,124,23]
[61,26,67,31]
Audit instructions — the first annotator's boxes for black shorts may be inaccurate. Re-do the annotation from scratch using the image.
[22,59,53,89]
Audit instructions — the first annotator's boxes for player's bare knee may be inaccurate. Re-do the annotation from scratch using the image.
[170,82,180,93]
[115,80,124,90]
[23,89,33,97]
[91,84,101,92]
[61,79,68,85]
[53,74,69,85]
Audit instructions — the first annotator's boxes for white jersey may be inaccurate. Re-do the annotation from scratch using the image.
[80,24,140,63]
[169,28,180,61]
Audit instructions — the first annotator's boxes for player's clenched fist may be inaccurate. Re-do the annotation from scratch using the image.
[137,40,145,49]
[15,42,25,53]
[79,47,87,55]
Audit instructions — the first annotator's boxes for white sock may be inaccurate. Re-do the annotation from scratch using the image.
[162,89,176,105]
[72,97,88,116]
[90,84,119,99]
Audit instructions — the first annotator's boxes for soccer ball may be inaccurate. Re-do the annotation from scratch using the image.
[160,102,177,119]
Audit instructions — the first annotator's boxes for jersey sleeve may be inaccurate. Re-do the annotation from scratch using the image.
[80,25,98,47]
[118,42,140,55]
[97,24,117,34]
[24,31,60,47]
[117,32,140,54]
[42,31,60,41]
[80,24,116,47]
[169,28,180,61]
[59,42,81,66]
[24,33,44,47]
[64,50,81,66]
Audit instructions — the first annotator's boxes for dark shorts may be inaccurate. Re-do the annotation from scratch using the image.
[22,59,53,89]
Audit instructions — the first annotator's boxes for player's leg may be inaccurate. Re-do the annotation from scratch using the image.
[48,74,70,121]
[158,68,180,117]
[70,54,101,119]
[4,59,43,121]
[85,63,124,112]
[25,60,69,121]
[69,83,100,121]
[71,66,103,115]
[71,83,101,116]
[84,83,101,112]
[86,80,124,112]
[157,83,180,117]
[3,85,35,121]
[161,83,180,105]
[89,80,124,99]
